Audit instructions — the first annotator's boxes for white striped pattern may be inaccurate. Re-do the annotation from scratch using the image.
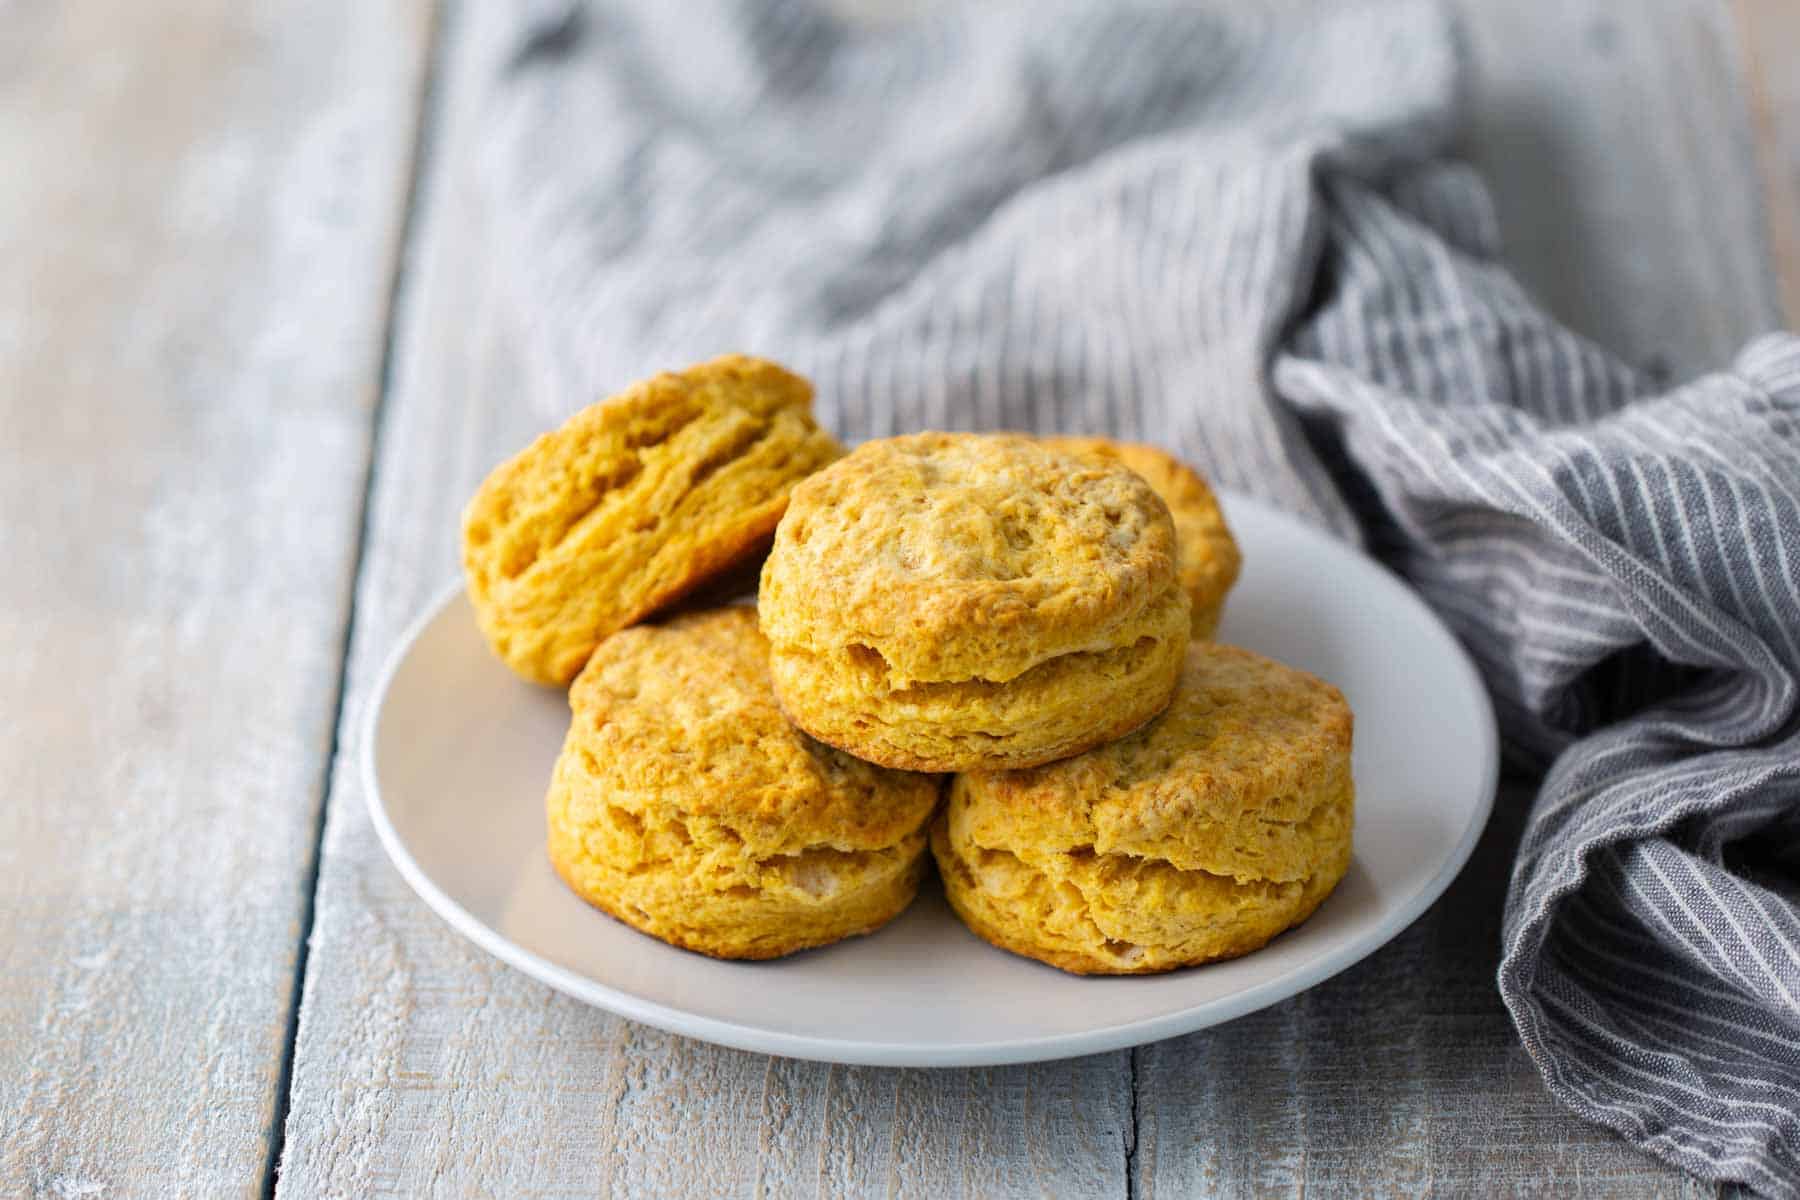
[1278,169,1800,1197]
[481,1,1800,1193]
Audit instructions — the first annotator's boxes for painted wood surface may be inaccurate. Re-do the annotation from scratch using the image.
[0,1,433,1195]
[1734,0,1800,325]
[1,0,1785,1195]
[272,1,1777,1197]
[1455,0,1783,382]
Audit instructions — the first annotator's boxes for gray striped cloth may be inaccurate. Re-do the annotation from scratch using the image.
[477,0,1800,1191]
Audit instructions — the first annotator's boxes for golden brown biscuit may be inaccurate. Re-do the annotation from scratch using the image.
[759,432,1191,772]
[1040,437,1241,638]
[463,355,842,685]
[547,607,940,960]
[933,642,1353,975]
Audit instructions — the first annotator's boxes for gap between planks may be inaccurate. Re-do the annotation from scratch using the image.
[1123,1046,1142,1200]
[259,2,453,1195]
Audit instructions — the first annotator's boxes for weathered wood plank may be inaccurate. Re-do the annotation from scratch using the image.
[1455,0,1783,382]
[1733,0,1800,324]
[1134,1,1774,1195]
[275,7,1134,1195]
[0,1,433,1196]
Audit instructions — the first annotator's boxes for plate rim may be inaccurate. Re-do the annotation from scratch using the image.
[362,491,1499,1067]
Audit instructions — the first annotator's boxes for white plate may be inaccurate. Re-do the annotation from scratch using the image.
[365,493,1497,1067]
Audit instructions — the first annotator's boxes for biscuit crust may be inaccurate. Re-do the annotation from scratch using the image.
[546,607,941,960]
[1040,437,1241,638]
[771,586,1189,772]
[463,355,842,685]
[934,643,1354,974]
[760,433,1190,771]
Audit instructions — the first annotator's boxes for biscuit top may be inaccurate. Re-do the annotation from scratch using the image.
[461,354,843,683]
[955,643,1352,881]
[759,432,1182,685]
[566,607,939,854]
[465,354,832,603]
[1041,437,1240,623]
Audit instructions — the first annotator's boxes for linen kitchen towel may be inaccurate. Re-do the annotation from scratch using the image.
[474,0,1800,1191]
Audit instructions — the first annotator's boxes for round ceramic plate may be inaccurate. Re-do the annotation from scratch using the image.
[366,492,1497,1067]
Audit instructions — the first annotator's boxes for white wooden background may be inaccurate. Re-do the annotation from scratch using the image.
[1,1,1790,1196]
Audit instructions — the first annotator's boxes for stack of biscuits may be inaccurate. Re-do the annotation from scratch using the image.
[462,355,1354,974]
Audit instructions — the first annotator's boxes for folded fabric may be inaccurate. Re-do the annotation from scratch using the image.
[476,0,1800,1191]
[1280,181,1800,1195]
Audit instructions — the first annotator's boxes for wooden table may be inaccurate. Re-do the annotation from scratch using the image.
[3,1,1792,1195]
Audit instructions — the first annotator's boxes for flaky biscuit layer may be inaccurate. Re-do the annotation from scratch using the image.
[547,607,940,960]
[935,642,1354,974]
[760,432,1188,771]
[464,355,841,685]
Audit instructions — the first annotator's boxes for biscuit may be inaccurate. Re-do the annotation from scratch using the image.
[547,607,940,960]
[933,642,1353,975]
[759,432,1191,772]
[1040,437,1240,638]
[463,355,842,685]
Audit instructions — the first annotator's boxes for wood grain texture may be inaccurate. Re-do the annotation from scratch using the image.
[1455,0,1784,383]
[277,0,1775,1196]
[1732,0,1800,325]
[0,1,432,1196]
